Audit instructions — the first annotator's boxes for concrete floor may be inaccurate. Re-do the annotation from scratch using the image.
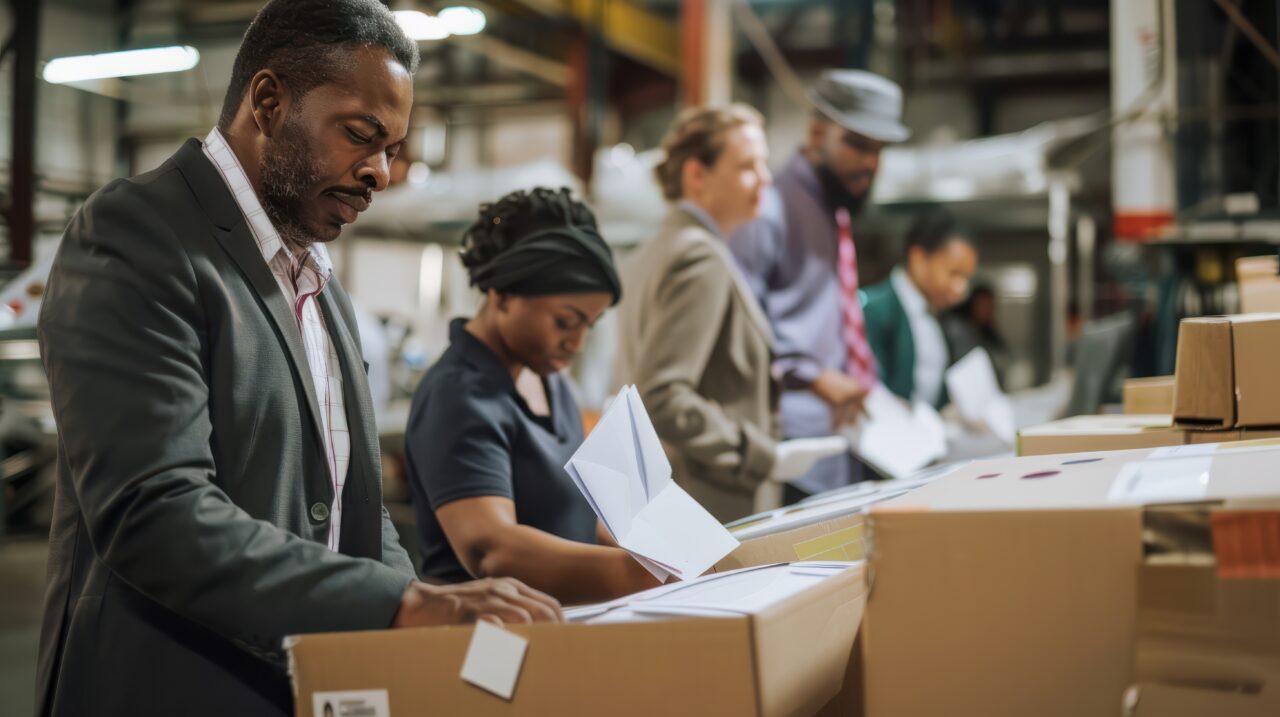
[0,536,46,717]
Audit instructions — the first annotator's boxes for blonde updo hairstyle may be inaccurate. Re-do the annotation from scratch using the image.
[653,103,764,201]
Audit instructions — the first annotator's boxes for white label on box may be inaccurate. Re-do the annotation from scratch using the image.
[1148,444,1218,460]
[460,620,528,700]
[1107,457,1213,503]
[312,690,389,717]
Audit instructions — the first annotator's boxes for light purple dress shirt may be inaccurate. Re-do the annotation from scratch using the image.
[729,153,858,495]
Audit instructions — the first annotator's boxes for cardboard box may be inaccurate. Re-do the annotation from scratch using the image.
[288,562,866,717]
[1131,564,1280,717]
[1128,500,1280,717]
[1017,414,1185,456]
[1123,376,1175,415]
[1124,683,1278,717]
[1173,314,1280,429]
[1237,255,1280,313]
[861,440,1280,717]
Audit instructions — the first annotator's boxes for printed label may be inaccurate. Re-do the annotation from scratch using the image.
[312,690,390,717]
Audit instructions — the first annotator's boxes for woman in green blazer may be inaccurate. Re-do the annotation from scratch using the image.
[862,208,978,408]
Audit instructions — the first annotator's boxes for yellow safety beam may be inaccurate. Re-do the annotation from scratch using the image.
[516,0,679,75]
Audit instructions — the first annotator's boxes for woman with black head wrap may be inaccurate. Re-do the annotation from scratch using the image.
[404,187,660,604]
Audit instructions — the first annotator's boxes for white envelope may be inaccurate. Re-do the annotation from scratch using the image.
[844,385,947,480]
[945,348,1016,446]
[565,386,740,581]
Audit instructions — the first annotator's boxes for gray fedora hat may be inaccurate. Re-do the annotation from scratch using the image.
[811,69,911,143]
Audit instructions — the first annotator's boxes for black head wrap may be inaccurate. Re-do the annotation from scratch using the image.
[468,212,622,305]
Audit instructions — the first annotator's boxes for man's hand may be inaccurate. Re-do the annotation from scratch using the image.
[392,578,563,628]
[810,369,869,427]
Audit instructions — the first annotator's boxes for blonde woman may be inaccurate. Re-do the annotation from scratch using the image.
[614,105,844,521]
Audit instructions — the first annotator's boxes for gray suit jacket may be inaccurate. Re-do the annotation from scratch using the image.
[614,207,780,522]
[34,139,417,717]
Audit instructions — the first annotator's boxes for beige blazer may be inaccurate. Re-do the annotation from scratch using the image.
[614,206,779,522]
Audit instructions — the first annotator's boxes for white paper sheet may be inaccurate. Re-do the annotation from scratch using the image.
[946,348,1016,446]
[565,386,739,580]
[569,562,858,623]
[844,385,947,479]
[460,621,529,701]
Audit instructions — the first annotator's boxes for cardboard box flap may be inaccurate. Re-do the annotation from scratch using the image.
[1230,319,1280,426]
[751,564,868,717]
[1173,318,1236,428]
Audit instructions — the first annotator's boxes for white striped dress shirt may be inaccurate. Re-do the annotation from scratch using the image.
[202,128,351,551]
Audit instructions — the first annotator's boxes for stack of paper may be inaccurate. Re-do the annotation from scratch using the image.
[946,347,1016,446]
[565,385,740,581]
[844,385,947,479]
[564,562,859,623]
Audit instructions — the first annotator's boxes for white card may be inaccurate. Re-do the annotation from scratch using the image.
[312,690,390,717]
[1107,458,1213,504]
[460,621,529,701]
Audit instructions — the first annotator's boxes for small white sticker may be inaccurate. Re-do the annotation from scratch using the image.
[460,620,529,700]
[1107,457,1213,503]
[1148,444,1217,460]
[312,689,389,717]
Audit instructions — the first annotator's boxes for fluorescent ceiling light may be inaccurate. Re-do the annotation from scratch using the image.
[439,6,487,36]
[394,10,450,41]
[42,46,200,84]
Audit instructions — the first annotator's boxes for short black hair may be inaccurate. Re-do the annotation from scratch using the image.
[218,0,419,130]
[459,187,599,277]
[904,206,970,258]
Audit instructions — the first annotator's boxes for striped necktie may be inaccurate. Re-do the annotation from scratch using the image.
[836,207,877,386]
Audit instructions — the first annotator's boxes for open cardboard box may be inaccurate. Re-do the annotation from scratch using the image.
[287,562,866,717]
[715,475,944,572]
[861,440,1280,717]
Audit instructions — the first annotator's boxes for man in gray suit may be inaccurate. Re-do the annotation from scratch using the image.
[35,2,560,715]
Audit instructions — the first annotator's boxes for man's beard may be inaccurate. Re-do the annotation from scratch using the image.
[259,112,326,250]
[815,162,871,217]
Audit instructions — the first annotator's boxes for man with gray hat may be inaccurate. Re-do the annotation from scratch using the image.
[730,69,911,502]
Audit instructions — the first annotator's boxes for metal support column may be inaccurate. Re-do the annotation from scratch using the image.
[680,0,731,107]
[7,0,40,266]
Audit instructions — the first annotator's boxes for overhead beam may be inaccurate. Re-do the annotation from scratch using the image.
[447,34,570,87]
[511,0,679,76]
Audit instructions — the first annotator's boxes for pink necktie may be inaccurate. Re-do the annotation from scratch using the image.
[836,207,877,387]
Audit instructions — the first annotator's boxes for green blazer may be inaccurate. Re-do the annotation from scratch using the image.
[861,278,950,408]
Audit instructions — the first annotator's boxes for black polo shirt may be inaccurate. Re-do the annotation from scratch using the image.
[405,318,598,582]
